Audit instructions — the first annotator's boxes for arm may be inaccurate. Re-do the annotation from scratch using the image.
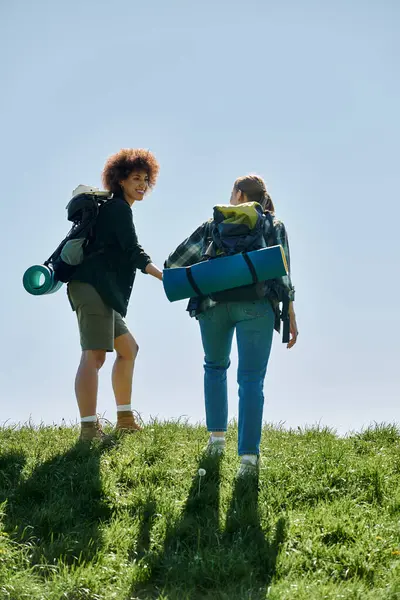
[274,220,295,302]
[274,220,298,348]
[164,221,211,269]
[145,262,163,280]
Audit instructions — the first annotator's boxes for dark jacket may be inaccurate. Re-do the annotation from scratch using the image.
[69,196,151,316]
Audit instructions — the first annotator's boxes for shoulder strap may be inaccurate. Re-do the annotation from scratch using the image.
[264,212,279,246]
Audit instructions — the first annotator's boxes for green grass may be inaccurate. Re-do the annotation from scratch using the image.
[1,421,400,599]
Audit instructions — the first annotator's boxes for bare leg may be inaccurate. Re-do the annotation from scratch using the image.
[112,333,138,405]
[75,350,106,417]
[113,333,141,431]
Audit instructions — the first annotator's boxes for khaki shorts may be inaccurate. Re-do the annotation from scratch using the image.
[68,281,129,352]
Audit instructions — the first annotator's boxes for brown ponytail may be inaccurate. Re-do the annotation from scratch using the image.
[234,174,275,214]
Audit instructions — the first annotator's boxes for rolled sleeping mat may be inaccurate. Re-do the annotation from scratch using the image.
[23,264,64,296]
[163,245,288,302]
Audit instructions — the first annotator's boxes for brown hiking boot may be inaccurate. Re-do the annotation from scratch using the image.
[79,419,107,442]
[116,411,142,434]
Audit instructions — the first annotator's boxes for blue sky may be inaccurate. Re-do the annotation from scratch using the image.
[1,0,399,434]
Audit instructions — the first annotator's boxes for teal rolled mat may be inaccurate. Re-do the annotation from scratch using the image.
[23,265,63,296]
[163,245,288,302]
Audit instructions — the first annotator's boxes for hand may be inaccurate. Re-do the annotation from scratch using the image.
[145,263,163,281]
[287,310,298,349]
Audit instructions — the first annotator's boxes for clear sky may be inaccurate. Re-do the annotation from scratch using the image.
[1,0,399,434]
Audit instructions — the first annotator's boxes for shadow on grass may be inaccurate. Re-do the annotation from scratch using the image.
[129,495,158,563]
[0,450,27,506]
[3,441,112,571]
[223,475,286,598]
[130,456,286,600]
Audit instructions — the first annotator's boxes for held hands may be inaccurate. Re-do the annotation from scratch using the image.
[287,304,298,349]
[148,264,298,349]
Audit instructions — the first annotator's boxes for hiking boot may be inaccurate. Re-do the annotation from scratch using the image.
[79,419,107,443]
[115,411,142,434]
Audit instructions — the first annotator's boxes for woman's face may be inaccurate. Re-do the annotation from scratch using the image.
[120,170,149,202]
[230,186,243,206]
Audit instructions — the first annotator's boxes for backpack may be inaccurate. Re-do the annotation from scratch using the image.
[203,201,291,342]
[45,185,111,283]
[204,202,268,302]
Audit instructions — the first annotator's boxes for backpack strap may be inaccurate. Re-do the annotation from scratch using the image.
[264,211,278,245]
[186,267,203,297]
[242,253,259,284]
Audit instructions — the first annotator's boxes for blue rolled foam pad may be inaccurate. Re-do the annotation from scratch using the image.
[23,265,64,296]
[163,245,287,302]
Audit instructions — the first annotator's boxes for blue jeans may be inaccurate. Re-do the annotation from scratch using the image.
[198,299,275,456]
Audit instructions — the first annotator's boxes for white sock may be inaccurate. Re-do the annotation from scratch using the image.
[241,454,258,466]
[211,434,225,443]
[81,415,97,423]
[117,404,132,413]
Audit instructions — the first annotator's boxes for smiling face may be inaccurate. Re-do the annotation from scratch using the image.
[120,169,150,204]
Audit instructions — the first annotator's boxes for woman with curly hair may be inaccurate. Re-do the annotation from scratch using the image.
[165,174,298,476]
[68,148,163,442]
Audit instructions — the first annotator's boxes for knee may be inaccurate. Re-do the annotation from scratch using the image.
[129,340,139,361]
[204,357,231,371]
[237,369,266,385]
[83,350,106,370]
[116,336,139,362]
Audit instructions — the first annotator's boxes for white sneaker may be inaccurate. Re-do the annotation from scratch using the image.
[205,435,226,456]
[237,455,259,477]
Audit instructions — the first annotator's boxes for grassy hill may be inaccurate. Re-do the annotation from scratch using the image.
[1,421,400,600]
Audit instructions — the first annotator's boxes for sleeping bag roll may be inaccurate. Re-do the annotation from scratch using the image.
[23,265,63,296]
[163,245,288,303]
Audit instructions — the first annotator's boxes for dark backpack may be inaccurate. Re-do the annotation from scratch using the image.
[45,189,111,283]
[203,202,291,342]
[205,202,268,302]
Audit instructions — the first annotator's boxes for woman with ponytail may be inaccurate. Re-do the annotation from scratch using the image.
[165,174,298,476]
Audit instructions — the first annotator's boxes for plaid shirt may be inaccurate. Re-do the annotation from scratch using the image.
[164,215,295,320]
